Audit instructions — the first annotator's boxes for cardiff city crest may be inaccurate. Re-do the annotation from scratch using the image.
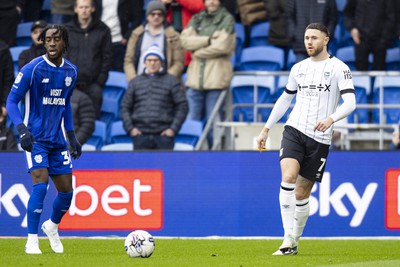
[65,76,72,87]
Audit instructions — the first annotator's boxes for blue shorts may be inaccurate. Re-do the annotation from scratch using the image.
[24,142,73,176]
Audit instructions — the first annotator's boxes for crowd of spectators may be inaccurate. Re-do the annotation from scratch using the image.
[0,0,399,151]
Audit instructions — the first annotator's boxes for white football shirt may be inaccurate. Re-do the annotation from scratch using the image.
[285,55,354,144]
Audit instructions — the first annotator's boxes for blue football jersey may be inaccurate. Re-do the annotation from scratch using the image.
[10,55,78,147]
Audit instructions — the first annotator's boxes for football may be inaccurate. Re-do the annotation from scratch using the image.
[124,230,155,258]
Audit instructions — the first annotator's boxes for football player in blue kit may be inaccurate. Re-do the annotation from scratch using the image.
[6,24,81,254]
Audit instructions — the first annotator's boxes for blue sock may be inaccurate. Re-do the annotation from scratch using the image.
[51,191,73,224]
[27,183,47,234]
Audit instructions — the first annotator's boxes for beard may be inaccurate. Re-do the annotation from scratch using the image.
[307,44,324,57]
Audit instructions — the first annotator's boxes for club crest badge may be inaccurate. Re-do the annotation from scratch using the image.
[34,155,43,164]
[65,76,72,87]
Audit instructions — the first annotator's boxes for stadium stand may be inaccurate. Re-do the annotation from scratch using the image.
[85,120,107,150]
[109,120,131,144]
[234,22,245,70]
[100,71,128,126]
[16,22,33,47]
[239,46,285,71]
[372,76,400,124]
[231,75,275,122]
[249,21,270,47]
[174,119,203,149]
[10,46,29,75]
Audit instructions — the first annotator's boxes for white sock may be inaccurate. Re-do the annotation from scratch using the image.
[293,198,310,242]
[47,219,58,231]
[279,182,296,238]
[27,234,39,244]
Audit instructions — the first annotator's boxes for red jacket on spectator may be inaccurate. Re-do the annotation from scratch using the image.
[163,0,205,66]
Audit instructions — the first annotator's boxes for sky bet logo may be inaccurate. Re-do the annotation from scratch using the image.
[60,170,163,230]
[385,169,400,229]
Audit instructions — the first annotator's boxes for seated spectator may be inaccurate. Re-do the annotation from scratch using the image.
[120,45,188,150]
[18,20,47,70]
[180,0,235,148]
[0,106,18,151]
[124,0,184,82]
[65,0,113,119]
[71,89,95,145]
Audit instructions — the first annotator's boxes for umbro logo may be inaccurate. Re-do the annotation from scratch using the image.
[42,78,49,83]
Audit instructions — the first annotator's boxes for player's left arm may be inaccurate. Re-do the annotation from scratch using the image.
[315,67,356,132]
[64,78,82,159]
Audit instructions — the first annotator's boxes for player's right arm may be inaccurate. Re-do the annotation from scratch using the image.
[6,68,35,151]
[257,70,297,151]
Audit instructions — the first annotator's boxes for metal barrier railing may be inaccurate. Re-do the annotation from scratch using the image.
[202,71,400,150]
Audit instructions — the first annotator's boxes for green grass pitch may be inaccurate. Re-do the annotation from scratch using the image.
[1,238,400,266]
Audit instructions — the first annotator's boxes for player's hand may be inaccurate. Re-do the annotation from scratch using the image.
[314,117,334,133]
[16,123,35,152]
[67,131,82,159]
[256,127,269,151]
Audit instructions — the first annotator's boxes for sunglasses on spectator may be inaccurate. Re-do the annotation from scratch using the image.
[150,12,164,17]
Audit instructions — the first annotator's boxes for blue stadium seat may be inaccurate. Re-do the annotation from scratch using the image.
[175,119,203,148]
[342,29,354,48]
[249,22,270,47]
[110,120,131,144]
[372,77,400,124]
[385,47,400,70]
[230,75,275,122]
[85,120,107,150]
[234,22,245,69]
[286,49,296,70]
[100,71,128,125]
[347,76,370,123]
[336,46,359,70]
[16,22,33,46]
[239,46,285,71]
[10,46,30,75]
[101,143,133,151]
[328,25,342,55]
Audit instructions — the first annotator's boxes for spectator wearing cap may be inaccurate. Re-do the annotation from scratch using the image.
[120,44,188,150]
[124,0,184,82]
[18,20,47,70]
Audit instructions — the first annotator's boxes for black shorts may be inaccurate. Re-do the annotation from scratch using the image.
[280,125,330,182]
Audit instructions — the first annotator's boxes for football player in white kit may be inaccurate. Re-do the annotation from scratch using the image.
[257,23,356,255]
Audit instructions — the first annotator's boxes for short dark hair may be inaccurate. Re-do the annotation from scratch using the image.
[305,23,330,37]
[38,24,70,53]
